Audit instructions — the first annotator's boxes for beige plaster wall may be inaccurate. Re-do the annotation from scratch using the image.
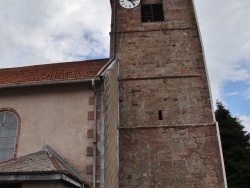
[0,83,95,182]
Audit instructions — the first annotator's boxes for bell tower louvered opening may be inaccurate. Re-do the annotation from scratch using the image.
[141,3,164,22]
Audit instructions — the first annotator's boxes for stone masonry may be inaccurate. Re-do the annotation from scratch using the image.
[110,0,225,187]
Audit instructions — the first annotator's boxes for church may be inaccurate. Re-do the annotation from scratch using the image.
[0,0,227,187]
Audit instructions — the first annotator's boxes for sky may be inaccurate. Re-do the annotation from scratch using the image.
[0,0,250,132]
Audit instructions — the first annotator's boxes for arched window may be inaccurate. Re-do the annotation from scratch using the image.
[0,111,19,162]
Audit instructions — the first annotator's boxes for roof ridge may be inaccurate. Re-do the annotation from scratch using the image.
[42,145,86,182]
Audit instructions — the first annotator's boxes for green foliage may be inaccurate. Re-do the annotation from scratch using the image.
[215,101,250,188]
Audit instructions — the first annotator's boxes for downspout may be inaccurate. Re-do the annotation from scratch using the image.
[100,80,105,188]
[91,79,97,188]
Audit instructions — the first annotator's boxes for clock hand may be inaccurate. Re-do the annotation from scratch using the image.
[128,0,135,6]
[132,0,139,5]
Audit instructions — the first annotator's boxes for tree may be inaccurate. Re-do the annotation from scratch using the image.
[215,101,250,188]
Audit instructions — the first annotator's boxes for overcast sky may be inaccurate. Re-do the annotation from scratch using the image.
[0,0,250,132]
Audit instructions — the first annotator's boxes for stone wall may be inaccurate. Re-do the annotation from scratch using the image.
[103,61,119,188]
[110,0,225,187]
[119,126,223,187]
[119,78,213,128]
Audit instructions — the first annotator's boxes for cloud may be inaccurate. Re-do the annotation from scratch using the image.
[226,92,239,97]
[194,0,250,104]
[0,0,111,68]
[239,116,250,133]
[245,88,250,100]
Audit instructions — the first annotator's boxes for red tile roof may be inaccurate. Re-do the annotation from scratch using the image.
[0,58,109,87]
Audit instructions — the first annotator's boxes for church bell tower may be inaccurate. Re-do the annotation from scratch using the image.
[110,0,226,187]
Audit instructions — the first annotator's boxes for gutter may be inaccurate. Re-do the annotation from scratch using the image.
[0,78,100,89]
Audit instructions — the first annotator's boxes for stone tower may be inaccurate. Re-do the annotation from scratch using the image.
[110,0,226,187]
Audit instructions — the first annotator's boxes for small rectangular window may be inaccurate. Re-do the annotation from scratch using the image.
[158,110,163,120]
[141,4,164,22]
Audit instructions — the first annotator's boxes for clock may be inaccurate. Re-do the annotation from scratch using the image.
[119,0,141,9]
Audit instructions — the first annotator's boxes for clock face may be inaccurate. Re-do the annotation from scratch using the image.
[119,0,141,9]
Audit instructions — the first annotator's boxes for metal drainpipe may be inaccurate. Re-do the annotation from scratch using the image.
[100,80,105,188]
[91,79,97,188]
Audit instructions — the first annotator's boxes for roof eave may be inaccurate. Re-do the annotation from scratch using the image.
[0,77,101,89]
[0,173,86,187]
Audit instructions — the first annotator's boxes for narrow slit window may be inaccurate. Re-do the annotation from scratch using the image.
[158,110,163,120]
[141,4,164,22]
